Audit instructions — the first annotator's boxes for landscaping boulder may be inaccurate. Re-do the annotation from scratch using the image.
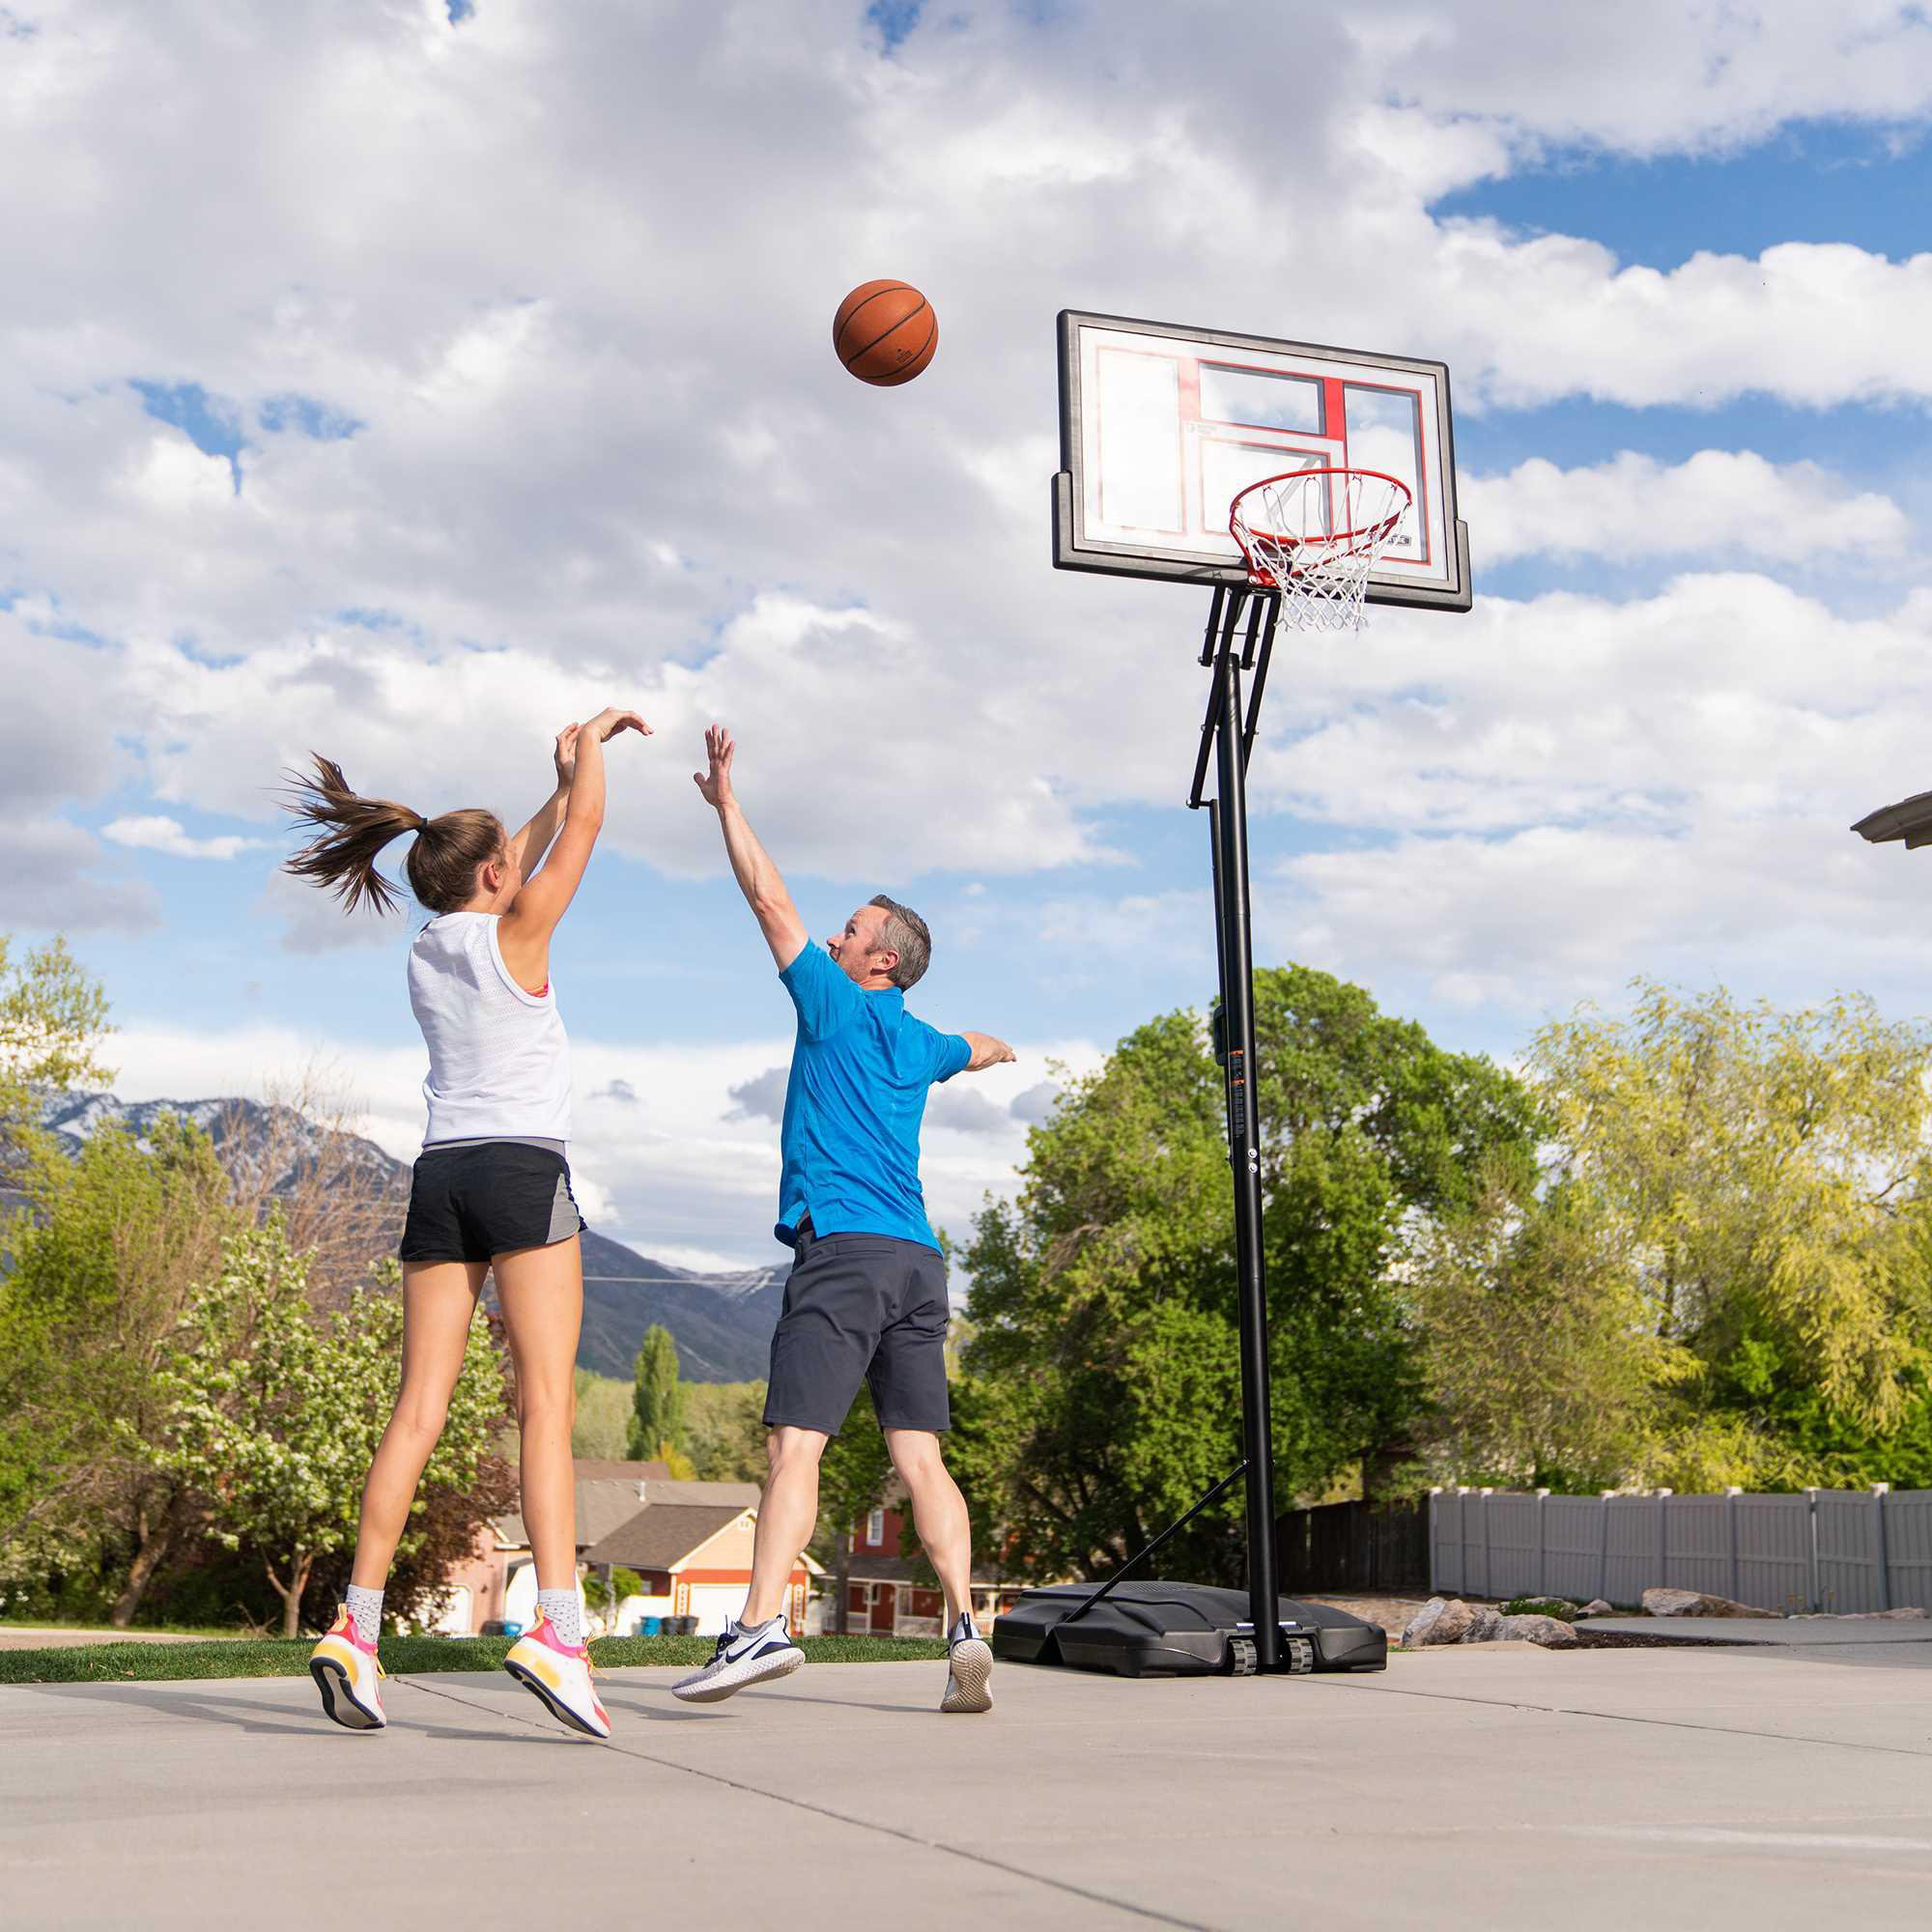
[1837,1606,1928,1620]
[1463,1605,1504,1642]
[1577,1600,1613,1617]
[1492,1613,1579,1648]
[1642,1586,1777,1619]
[1403,1597,1473,1646]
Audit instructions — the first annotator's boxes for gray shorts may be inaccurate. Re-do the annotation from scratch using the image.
[762,1225,952,1436]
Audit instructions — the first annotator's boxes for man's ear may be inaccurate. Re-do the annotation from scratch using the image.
[874,947,900,980]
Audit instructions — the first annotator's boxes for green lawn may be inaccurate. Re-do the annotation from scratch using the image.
[0,1631,951,1687]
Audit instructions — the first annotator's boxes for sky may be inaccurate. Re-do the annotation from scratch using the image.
[4,1,1932,1269]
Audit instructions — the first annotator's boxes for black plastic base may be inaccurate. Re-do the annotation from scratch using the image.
[992,1579,1387,1678]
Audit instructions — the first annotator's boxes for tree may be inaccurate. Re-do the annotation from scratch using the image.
[1527,981,1932,1487]
[684,1379,769,1483]
[153,1223,511,1635]
[626,1324,686,1461]
[572,1370,633,1459]
[0,934,111,1151]
[949,966,1545,1584]
[1406,1167,1696,1491]
[0,1117,240,1623]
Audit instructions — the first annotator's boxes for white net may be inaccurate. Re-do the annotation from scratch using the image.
[1229,468,1413,633]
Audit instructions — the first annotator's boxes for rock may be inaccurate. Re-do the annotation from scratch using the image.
[1492,1613,1579,1648]
[1463,1605,1504,1642]
[1405,1597,1480,1646]
[1641,1586,1777,1619]
[1401,1598,1451,1646]
[1577,1600,1613,1617]
[1837,1606,1928,1620]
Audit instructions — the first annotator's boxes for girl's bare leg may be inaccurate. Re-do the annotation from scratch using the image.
[350,1261,488,1589]
[493,1235,584,1593]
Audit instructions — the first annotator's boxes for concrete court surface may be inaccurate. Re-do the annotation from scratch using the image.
[5,1644,1932,1931]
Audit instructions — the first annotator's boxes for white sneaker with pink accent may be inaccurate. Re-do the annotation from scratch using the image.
[309,1605,387,1730]
[502,1609,611,1740]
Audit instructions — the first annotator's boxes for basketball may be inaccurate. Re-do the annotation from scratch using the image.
[833,280,938,386]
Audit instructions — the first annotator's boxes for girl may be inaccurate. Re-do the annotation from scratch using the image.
[284,704,647,1740]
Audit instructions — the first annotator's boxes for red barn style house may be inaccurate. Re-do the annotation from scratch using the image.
[840,1497,1025,1636]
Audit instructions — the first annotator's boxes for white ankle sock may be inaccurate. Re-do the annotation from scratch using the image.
[344,1584,383,1645]
[537,1589,583,1648]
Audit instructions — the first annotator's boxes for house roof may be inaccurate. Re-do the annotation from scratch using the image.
[582,1503,752,1571]
[495,1473,702,1551]
[571,1460,673,1482]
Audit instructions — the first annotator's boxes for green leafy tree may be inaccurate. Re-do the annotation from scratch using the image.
[683,1379,769,1483]
[1527,981,1932,1486]
[0,934,112,1151]
[153,1222,511,1635]
[1406,1168,1698,1490]
[0,1117,239,1623]
[625,1324,686,1460]
[950,967,1544,1584]
[571,1370,633,1460]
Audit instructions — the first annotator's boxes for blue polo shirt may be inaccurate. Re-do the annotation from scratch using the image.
[773,941,971,1251]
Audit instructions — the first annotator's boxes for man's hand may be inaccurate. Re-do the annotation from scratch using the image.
[553,723,581,789]
[694,724,736,810]
[584,706,650,745]
[963,1032,1017,1071]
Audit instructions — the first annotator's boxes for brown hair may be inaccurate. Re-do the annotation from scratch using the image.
[868,894,933,990]
[281,754,503,917]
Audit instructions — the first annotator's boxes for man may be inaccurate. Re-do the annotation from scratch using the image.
[673,724,1014,1715]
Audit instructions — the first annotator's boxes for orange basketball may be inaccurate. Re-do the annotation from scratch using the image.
[834,280,938,386]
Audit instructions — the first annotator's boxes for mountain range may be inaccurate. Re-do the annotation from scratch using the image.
[28,1092,784,1383]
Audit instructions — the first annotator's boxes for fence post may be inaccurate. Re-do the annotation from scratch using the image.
[1479,1488,1493,1600]
[1805,1489,1821,1612]
[1872,1484,1891,1613]
[1535,1489,1549,1597]
[1429,1488,1441,1595]
[1656,1488,1672,1590]
[1725,1487,1742,1603]
[1599,1491,1613,1604]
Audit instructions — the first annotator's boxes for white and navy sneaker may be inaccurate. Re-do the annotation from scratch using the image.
[671,1612,804,1704]
[941,1612,993,1715]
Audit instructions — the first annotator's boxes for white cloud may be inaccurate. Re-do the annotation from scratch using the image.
[103,1017,1099,1267]
[1465,452,1913,565]
[101,814,268,861]
[8,818,159,934]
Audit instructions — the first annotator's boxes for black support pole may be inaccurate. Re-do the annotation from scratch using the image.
[1211,634,1281,1672]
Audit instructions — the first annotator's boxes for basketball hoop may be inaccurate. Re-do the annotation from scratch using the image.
[1229,468,1413,633]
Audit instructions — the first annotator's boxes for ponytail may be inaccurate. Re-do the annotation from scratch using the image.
[281,755,503,917]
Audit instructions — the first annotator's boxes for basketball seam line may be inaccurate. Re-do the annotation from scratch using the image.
[834,284,912,355]
[842,298,929,369]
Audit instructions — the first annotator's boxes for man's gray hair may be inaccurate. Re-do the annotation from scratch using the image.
[868,894,932,990]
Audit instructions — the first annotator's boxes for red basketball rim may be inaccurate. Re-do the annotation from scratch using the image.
[1229,466,1414,566]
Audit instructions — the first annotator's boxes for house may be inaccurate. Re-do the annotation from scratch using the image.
[839,1496,1024,1636]
[582,1492,821,1637]
[432,1459,673,1634]
[432,1461,821,1638]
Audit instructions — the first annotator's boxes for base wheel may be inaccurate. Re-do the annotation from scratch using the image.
[1229,1635,1258,1675]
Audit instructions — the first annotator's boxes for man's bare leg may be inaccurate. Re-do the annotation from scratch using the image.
[741,1426,827,1626]
[886,1428,973,1628]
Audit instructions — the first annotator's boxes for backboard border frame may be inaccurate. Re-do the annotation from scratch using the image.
[1051,307,1472,612]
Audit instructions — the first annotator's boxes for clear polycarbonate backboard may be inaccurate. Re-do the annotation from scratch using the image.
[1051,309,1470,611]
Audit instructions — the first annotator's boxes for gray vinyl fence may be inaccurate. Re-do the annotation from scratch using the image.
[1430,1485,1932,1613]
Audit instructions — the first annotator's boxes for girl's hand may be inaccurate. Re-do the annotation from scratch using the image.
[585,706,651,744]
[554,723,581,788]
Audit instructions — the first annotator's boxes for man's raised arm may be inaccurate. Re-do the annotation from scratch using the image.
[694,724,809,969]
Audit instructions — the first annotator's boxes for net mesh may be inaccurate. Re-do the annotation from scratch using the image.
[1229,469,1413,633]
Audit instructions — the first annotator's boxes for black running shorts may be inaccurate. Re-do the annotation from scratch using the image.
[763,1225,952,1436]
[399,1141,586,1264]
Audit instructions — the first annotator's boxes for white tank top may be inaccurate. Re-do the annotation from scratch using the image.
[407,913,571,1147]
